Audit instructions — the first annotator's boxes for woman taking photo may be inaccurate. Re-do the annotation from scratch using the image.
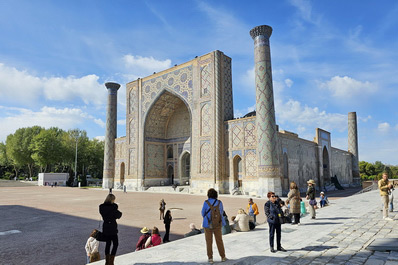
[264,192,286,253]
[99,194,122,265]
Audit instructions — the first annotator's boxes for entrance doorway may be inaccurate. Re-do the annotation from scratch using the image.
[167,165,174,185]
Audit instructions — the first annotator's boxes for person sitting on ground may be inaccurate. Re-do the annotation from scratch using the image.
[145,227,162,248]
[232,208,250,232]
[319,191,329,208]
[135,227,151,251]
[184,223,201,238]
[279,201,292,223]
[221,211,231,235]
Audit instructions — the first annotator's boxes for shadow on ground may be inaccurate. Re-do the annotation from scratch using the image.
[0,205,183,265]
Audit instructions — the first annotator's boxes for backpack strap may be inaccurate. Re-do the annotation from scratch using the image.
[204,199,217,222]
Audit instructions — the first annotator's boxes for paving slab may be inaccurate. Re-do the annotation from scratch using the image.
[366,238,398,251]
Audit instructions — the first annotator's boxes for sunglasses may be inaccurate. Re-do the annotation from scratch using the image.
[271,195,276,198]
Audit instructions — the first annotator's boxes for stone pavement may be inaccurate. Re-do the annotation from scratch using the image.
[92,190,398,265]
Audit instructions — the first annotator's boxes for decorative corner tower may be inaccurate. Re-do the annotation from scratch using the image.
[348,112,360,183]
[250,25,282,196]
[103,82,120,189]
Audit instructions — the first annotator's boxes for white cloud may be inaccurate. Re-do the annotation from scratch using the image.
[117,119,125,125]
[94,118,105,128]
[0,106,101,142]
[276,98,347,133]
[319,76,378,99]
[123,55,172,79]
[94,136,105,141]
[0,63,106,106]
[378,122,390,133]
[284,79,293,88]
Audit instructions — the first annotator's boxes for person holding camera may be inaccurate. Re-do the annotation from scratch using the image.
[379,172,394,220]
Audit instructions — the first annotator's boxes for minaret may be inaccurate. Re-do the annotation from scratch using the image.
[348,112,359,182]
[102,82,120,189]
[250,25,282,196]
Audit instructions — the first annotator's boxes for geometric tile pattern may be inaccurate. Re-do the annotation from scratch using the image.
[253,32,279,170]
[244,122,256,147]
[129,148,136,175]
[129,117,136,144]
[223,56,233,121]
[146,144,164,178]
[201,103,211,136]
[201,63,212,97]
[200,141,212,173]
[232,125,242,147]
[141,66,193,117]
[245,150,257,177]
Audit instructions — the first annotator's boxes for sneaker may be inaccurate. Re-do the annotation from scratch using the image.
[222,257,228,262]
[208,258,214,264]
[383,217,393,221]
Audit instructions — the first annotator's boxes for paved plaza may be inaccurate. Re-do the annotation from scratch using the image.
[0,182,396,265]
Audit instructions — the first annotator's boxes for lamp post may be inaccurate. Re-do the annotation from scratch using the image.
[72,129,80,186]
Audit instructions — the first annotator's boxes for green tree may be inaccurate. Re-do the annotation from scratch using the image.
[374,161,385,175]
[365,163,376,176]
[31,128,64,172]
[84,138,104,179]
[6,126,43,178]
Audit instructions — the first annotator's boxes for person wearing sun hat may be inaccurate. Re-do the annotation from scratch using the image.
[306,179,317,219]
[135,227,151,251]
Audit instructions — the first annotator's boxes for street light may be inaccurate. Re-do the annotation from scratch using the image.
[71,129,80,186]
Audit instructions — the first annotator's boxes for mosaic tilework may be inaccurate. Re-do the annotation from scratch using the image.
[146,144,164,177]
[244,122,256,146]
[223,56,233,121]
[166,103,190,138]
[129,85,138,114]
[200,142,212,173]
[245,150,257,177]
[201,103,211,136]
[255,49,279,167]
[232,125,242,147]
[201,63,212,97]
[141,66,193,117]
[129,117,136,144]
[129,148,136,175]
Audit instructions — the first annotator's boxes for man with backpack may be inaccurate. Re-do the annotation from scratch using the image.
[201,188,228,264]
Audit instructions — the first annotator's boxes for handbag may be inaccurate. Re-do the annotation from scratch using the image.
[309,199,317,206]
[90,252,100,262]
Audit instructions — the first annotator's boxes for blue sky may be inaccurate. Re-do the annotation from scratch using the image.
[0,0,397,165]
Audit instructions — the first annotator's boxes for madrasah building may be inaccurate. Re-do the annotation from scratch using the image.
[102,25,360,197]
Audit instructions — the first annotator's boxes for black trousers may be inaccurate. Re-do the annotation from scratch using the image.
[268,223,281,248]
[163,223,170,242]
[105,234,119,255]
[293,213,301,224]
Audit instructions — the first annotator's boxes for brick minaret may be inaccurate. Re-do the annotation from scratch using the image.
[348,112,360,182]
[102,82,120,189]
[250,25,282,196]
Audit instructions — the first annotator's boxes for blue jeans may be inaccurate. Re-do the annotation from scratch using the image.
[86,255,90,264]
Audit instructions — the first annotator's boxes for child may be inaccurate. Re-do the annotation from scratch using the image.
[319,191,328,208]
[85,229,100,263]
[280,200,292,223]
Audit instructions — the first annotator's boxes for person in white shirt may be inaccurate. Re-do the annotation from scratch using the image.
[85,230,100,264]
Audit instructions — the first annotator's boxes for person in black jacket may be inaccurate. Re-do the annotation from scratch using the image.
[163,210,172,242]
[264,192,286,253]
[306,179,316,219]
[99,194,122,265]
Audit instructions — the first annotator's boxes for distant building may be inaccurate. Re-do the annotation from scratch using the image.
[38,173,68,186]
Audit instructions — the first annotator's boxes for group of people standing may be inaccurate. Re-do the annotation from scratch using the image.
[85,179,326,264]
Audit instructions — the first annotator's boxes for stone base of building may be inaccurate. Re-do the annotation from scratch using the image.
[257,177,282,197]
[102,178,114,189]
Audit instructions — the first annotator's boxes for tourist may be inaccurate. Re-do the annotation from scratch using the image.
[136,227,151,251]
[184,223,201,238]
[99,194,122,265]
[145,226,162,248]
[378,172,394,220]
[221,212,231,235]
[201,188,228,263]
[319,191,329,208]
[279,201,292,223]
[85,229,100,263]
[246,198,259,223]
[306,179,317,219]
[286,181,301,225]
[163,210,172,242]
[159,199,166,220]
[264,192,286,253]
[232,208,250,232]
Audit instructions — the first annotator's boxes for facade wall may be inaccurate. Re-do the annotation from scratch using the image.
[331,147,353,186]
